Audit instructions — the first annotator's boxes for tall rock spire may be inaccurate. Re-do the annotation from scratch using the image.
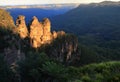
[29,16,43,48]
[41,18,52,43]
[15,15,28,39]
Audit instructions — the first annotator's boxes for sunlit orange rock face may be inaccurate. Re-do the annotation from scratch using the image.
[15,15,28,39]
[29,17,53,48]
[52,31,57,39]
[15,15,65,48]
[42,18,52,43]
[0,9,15,29]
[29,16,43,48]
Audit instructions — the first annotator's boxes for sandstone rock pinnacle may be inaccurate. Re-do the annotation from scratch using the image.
[41,18,52,43]
[15,15,28,39]
[30,16,43,48]
[29,17,53,48]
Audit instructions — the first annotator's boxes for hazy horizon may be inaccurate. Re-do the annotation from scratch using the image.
[0,0,120,6]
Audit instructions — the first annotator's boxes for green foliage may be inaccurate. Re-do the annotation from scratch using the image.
[78,44,100,66]
[107,74,120,82]
[67,61,120,82]
[81,75,92,82]
[42,61,65,75]
[0,54,14,82]
[18,52,48,81]
[17,49,120,82]
[78,61,120,82]
[95,73,104,82]
[74,80,83,82]
[0,28,20,52]
[18,51,68,82]
[45,34,80,65]
[42,61,68,81]
[0,28,12,52]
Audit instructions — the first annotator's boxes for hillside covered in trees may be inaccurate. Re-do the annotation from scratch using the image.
[51,1,120,61]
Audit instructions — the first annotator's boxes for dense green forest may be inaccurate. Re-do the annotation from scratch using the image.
[0,28,120,82]
[0,1,120,82]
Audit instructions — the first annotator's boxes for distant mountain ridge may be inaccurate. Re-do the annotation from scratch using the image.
[52,1,120,35]
[0,3,79,9]
[90,1,120,6]
[2,4,79,24]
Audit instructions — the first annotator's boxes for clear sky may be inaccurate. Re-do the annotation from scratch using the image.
[0,0,120,6]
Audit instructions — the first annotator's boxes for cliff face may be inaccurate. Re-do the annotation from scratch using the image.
[45,34,80,64]
[15,15,65,48]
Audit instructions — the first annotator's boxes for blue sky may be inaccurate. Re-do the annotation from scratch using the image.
[0,0,119,6]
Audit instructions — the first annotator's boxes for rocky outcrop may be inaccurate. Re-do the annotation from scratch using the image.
[45,34,80,65]
[56,31,65,37]
[52,31,57,39]
[15,15,28,39]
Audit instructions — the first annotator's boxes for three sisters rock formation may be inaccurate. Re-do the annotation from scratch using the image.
[14,15,65,48]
